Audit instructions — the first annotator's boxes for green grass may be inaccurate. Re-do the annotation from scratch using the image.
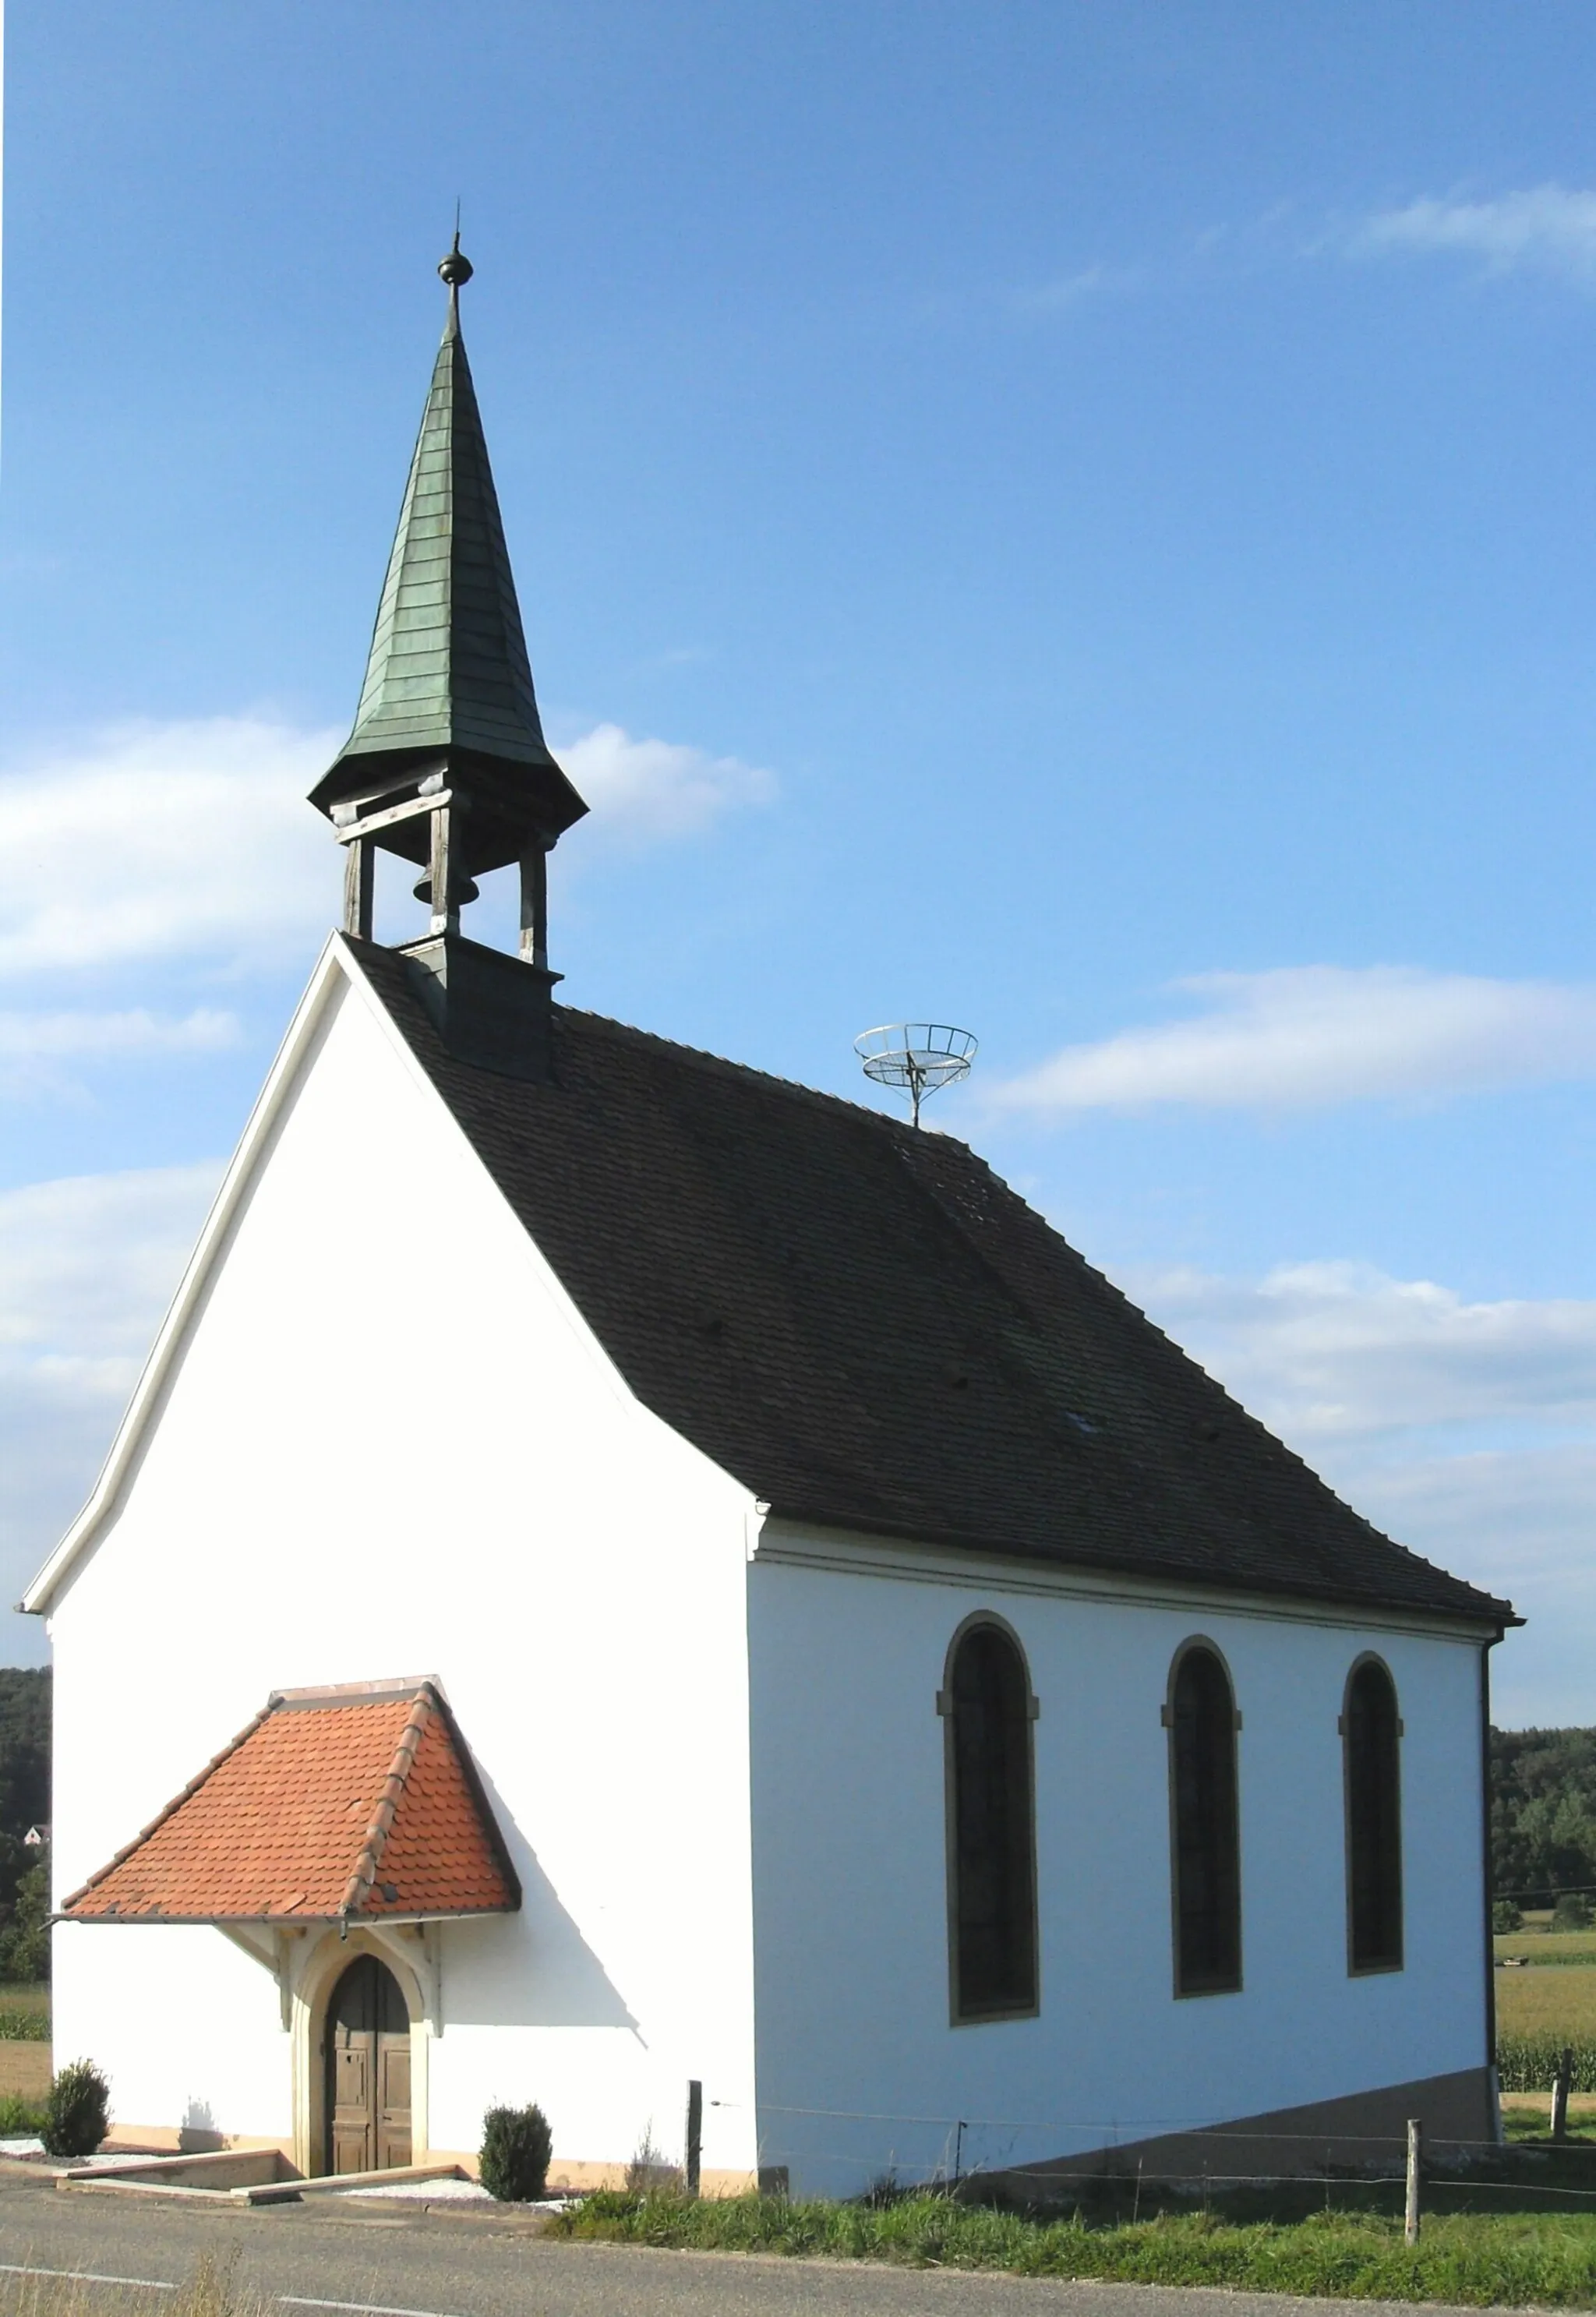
[0,1983,51,2049]
[555,2187,1596,2305]
[1497,1930,1596,1966]
[1501,2107,1596,2146]
[1497,1966,1596,2036]
[0,1983,50,2016]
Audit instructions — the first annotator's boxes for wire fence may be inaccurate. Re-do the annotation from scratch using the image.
[703,2089,1596,2220]
[718,2096,1524,2146]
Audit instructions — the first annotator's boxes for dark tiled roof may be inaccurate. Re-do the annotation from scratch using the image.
[354,944,1514,1628]
[63,1680,519,1923]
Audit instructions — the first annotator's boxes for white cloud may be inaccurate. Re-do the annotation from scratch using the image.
[0,714,778,986]
[559,722,777,845]
[1128,1257,1596,1723]
[0,1005,241,1099]
[0,1162,220,1368]
[1354,185,1596,285]
[0,1010,237,1058]
[994,966,1596,1115]
[0,717,339,978]
[0,1164,221,1662]
[1138,1259,1596,1439]
[1012,266,1110,316]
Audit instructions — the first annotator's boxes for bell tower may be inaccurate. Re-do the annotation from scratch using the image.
[309,239,588,1079]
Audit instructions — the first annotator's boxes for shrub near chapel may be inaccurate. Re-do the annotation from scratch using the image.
[42,2060,110,2158]
[480,2103,553,2202]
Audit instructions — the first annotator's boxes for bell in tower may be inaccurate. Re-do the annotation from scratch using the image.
[307,239,588,1081]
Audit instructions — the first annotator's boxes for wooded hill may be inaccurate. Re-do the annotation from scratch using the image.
[0,1669,48,1980]
[1492,1725,1596,1898]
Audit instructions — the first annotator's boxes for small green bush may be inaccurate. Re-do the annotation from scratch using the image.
[1494,1898,1525,1934]
[41,2058,110,2157]
[0,2093,48,2135]
[1553,1892,1594,1930]
[479,2103,553,2202]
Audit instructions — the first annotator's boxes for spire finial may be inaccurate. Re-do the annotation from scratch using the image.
[438,225,473,320]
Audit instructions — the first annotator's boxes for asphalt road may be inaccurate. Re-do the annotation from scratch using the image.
[0,2172,1496,2317]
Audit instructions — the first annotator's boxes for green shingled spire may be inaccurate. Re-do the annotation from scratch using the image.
[344,277,549,768]
[310,242,586,861]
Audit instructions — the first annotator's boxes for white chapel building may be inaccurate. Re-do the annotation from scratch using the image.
[26,243,1518,2195]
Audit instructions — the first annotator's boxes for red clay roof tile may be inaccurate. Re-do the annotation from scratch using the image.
[63,1680,518,1923]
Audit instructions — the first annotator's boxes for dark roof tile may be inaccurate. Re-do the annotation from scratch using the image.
[352,942,1515,1630]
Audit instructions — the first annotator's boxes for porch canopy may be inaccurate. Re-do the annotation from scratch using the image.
[62,1678,520,1926]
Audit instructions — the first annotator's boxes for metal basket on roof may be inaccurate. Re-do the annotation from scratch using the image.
[854,1023,978,1128]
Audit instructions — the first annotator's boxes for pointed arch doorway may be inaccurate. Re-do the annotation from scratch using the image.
[325,1953,412,2174]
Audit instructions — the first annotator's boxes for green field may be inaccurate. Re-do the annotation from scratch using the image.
[1497,1962,1596,2039]
[1496,1920,1596,1968]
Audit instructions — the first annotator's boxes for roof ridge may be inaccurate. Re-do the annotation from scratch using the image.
[553,1002,954,1139]
[339,1683,436,1919]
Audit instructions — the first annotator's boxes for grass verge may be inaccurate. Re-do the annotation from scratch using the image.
[0,2255,261,2317]
[555,2185,1596,2305]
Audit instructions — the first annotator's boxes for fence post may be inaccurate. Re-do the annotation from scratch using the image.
[1552,2047,1573,2143]
[1404,2118,1422,2246]
[685,2079,703,2197]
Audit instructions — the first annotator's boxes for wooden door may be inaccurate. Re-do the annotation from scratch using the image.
[325,1955,412,2174]
[376,2031,411,2169]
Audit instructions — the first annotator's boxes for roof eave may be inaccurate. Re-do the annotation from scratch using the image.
[757,1500,1518,1634]
[58,1905,519,1928]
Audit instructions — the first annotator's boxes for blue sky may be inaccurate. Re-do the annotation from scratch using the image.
[6,2,1596,1716]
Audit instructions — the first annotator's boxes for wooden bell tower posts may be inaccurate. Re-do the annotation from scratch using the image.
[307,238,587,1080]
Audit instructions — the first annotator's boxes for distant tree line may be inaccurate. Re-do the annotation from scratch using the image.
[1492,1725,1596,1901]
[0,1669,49,1980]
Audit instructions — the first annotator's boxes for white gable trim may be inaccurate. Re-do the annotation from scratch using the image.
[22,937,682,1617]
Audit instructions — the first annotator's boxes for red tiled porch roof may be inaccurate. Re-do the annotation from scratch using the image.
[62,1679,519,1923]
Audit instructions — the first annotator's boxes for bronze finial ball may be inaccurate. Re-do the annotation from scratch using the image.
[439,233,474,289]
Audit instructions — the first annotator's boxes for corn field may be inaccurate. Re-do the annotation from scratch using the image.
[1497,2034,1596,2093]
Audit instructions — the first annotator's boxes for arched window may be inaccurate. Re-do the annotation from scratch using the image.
[1344,1656,1403,1973]
[1167,1641,1241,1995]
[944,1617,1037,2022]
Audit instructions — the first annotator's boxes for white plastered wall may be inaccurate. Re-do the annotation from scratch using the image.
[747,1535,1490,2199]
[45,961,759,2178]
